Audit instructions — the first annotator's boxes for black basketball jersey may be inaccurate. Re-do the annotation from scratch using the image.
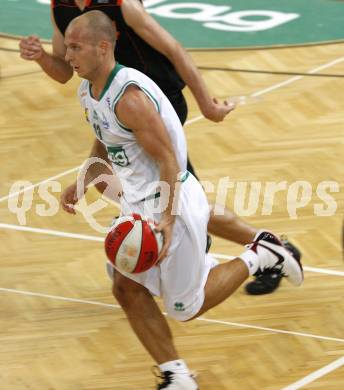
[52,0,185,95]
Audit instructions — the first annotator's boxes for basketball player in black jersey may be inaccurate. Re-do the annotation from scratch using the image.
[19,0,295,295]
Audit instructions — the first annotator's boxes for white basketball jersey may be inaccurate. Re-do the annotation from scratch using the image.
[78,63,187,204]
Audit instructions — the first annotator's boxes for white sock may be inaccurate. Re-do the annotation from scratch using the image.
[239,248,260,275]
[159,359,189,374]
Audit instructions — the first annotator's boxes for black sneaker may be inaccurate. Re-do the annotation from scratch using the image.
[153,367,198,389]
[245,268,283,295]
[245,234,303,295]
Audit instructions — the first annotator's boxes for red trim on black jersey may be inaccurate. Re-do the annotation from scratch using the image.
[52,1,123,9]
[53,1,78,8]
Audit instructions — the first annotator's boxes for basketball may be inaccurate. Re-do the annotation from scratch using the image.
[105,213,163,273]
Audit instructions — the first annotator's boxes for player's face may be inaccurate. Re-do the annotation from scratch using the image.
[65,29,99,79]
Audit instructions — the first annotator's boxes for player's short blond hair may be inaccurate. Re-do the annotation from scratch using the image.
[67,10,117,47]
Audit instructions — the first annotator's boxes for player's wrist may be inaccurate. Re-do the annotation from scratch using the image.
[162,212,176,225]
[200,100,216,120]
[35,47,49,63]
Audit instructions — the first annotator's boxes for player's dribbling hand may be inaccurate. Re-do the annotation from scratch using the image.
[19,35,45,61]
[202,98,236,123]
[155,214,175,264]
[61,182,88,215]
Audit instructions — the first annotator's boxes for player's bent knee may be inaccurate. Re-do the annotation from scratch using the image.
[112,272,149,308]
[210,206,238,224]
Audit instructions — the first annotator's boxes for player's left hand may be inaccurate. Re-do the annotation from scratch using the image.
[202,98,236,122]
[19,35,45,61]
[155,214,176,263]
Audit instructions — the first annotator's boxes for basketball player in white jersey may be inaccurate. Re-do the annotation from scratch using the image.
[61,11,303,389]
[19,0,305,296]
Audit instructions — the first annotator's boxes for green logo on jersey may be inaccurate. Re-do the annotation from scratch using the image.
[107,146,130,167]
[174,302,185,312]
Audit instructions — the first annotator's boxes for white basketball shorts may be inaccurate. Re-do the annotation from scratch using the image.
[106,172,218,321]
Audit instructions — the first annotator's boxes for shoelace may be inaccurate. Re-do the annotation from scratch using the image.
[152,366,198,389]
[247,233,287,276]
[152,366,173,389]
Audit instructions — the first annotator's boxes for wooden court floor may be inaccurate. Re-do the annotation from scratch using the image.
[0,36,344,389]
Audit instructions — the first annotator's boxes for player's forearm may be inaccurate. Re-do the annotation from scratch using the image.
[170,45,213,118]
[36,50,73,83]
[81,139,112,187]
[158,155,180,217]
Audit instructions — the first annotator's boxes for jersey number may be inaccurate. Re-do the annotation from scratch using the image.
[107,146,130,167]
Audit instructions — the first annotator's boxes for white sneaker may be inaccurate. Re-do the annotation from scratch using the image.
[155,370,198,390]
[249,231,304,286]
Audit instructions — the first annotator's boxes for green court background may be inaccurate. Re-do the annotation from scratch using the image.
[1,0,343,49]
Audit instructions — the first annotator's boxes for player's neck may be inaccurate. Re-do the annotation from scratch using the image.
[90,61,117,100]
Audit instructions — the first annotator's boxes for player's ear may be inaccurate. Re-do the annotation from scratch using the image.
[99,40,110,53]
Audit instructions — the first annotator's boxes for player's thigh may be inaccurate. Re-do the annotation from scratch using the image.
[161,221,215,321]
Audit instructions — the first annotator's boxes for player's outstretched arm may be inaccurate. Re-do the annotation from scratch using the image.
[122,0,235,122]
[19,9,73,83]
[115,85,180,261]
